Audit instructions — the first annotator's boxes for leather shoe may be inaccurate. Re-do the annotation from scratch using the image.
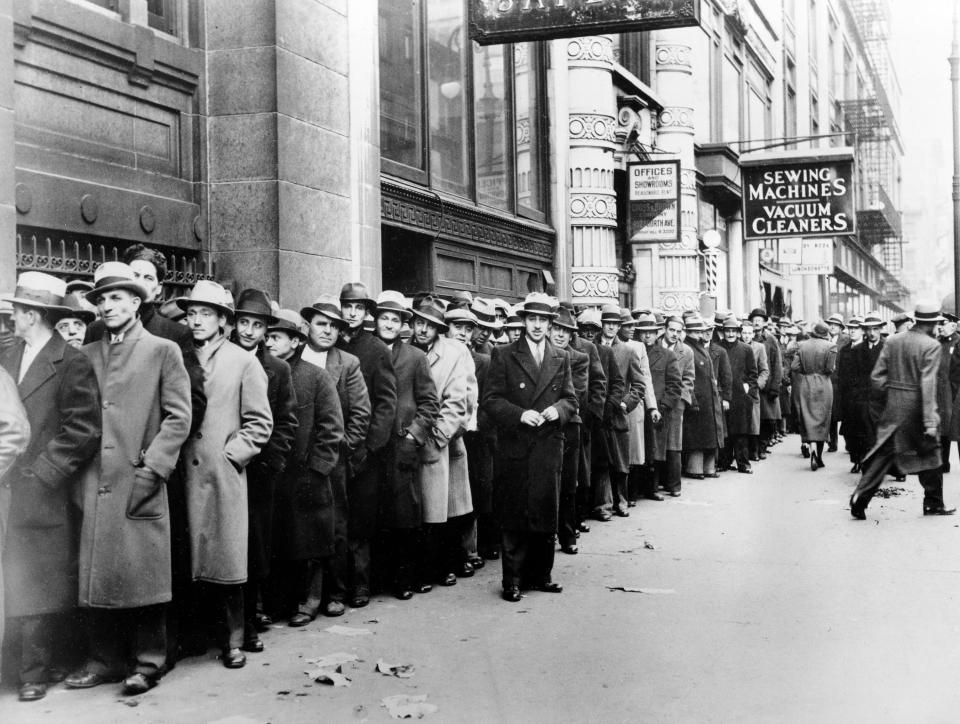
[684,472,704,480]
[594,511,612,522]
[850,462,861,474]
[644,493,664,501]
[349,590,370,608]
[704,472,720,479]
[467,554,485,570]
[801,444,810,459]
[19,683,47,701]
[537,582,563,593]
[288,612,314,627]
[577,521,591,533]
[626,500,637,508]
[667,490,681,497]
[613,508,629,518]
[65,670,121,689]
[414,583,433,594]
[827,444,838,452]
[456,561,475,578]
[221,648,246,669]
[394,588,414,600]
[324,601,346,617]
[501,586,522,602]
[241,635,264,653]
[479,547,500,560]
[439,572,457,586]
[46,667,67,684]
[736,465,753,474]
[560,544,578,555]
[924,506,957,516]
[122,673,156,696]
[850,496,866,520]
[253,613,273,632]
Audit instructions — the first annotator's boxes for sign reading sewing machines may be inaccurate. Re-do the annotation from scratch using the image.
[740,147,855,241]
[627,160,681,243]
[469,0,701,46]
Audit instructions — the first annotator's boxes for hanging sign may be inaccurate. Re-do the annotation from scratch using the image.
[778,237,803,264]
[469,0,701,46]
[740,147,855,241]
[627,160,681,243]
[790,238,834,275]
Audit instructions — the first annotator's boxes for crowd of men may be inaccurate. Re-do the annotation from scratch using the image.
[0,242,955,703]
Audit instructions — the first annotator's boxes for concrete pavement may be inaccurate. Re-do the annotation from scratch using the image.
[4,434,960,723]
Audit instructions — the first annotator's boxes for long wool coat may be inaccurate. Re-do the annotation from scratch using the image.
[592,341,625,470]
[683,339,724,451]
[78,322,192,608]
[937,335,956,440]
[759,330,783,421]
[606,338,644,472]
[419,336,475,523]
[720,339,759,437]
[272,356,343,561]
[482,339,577,533]
[381,340,439,529]
[708,342,733,441]
[1,334,101,616]
[622,339,655,466]
[664,340,695,451]
[791,337,837,442]
[644,342,681,461]
[182,336,273,584]
[465,349,494,516]
[864,328,942,473]
[843,340,884,441]
[750,340,769,435]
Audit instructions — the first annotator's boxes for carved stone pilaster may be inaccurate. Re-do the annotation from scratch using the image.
[566,35,614,68]
[657,106,695,135]
[569,192,617,226]
[571,269,620,301]
[569,113,617,149]
[654,43,693,74]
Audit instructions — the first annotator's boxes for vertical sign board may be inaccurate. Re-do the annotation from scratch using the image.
[740,147,856,241]
[792,238,834,274]
[627,161,681,243]
[469,0,701,45]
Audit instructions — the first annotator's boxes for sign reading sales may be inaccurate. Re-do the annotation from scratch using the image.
[740,147,855,241]
[628,160,681,243]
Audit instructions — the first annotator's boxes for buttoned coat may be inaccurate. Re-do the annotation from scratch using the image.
[835,340,860,428]
[830,334,852,426]
[644,342,681,461]
[592,341,625,469]
[182,337,273,584]
[843,340,884,442]
[759,330,783,421]
[381,340,439,529]
[568,335,606,425]
[708,342,732,441]
[791,337,837,442]
[937,334,956,439]
[664,339,695,451]
[622,338,656,466]
[482,338,577,532]
[1,334,101,616]
[337,330,397,453]
[863,328,942,473]
[77,322,191,608]
[418,336,475,523]
[605,337,645,472]
[720,339,759,436]
[683,339,724,451]
[273,356,344,561]
[466,349,494,516]
[750,340,769,435]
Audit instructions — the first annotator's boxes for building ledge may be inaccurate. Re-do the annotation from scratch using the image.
[695,143,742,214]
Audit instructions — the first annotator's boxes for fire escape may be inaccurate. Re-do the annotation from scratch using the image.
[840,0,908,304]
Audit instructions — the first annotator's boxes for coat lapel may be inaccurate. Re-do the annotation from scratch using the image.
[511,340,540,387]
[17,334,64,401]
[325,347,344,384]
[533,342,561,399]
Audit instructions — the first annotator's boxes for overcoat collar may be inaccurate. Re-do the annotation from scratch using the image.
[512,337,561,399]
[16,333,67,401]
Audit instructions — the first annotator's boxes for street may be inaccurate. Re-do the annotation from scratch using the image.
[3,434,960,723]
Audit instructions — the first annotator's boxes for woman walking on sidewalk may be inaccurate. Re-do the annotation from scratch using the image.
[791,322,837,471]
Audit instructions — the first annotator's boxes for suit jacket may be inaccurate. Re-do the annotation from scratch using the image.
[683,339,724,451]
[665,339,696,404]
[569,335,606,424]
[482,338,576,532]
[566,345,590,425]
[644,342,681,461]
[1,333,101,615]
[338,329,397,452]
[319,345,371,454]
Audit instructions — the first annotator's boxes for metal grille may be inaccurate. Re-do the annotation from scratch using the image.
[15,227,213,300]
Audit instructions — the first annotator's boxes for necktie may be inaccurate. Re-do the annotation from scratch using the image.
[534,343,542,368]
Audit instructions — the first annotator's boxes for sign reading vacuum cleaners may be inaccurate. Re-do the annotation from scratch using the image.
[627,160,681,243]
[469,0,701,46]
[740,147,855,241]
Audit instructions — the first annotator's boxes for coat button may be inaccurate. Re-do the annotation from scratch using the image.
[102,401,110,409]
[97,487,109,495]
[192,460,199,466]
[196,432,203,439]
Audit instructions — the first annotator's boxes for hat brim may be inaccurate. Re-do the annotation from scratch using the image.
[375,305,413,322]
[410,308,449,331]
[234,308,278,325]
[517,309,558,319]
[300,307,348,328]
[267,323,307,339]
[177,297,234,318]
[8,296,73,315]
[635,325,659,332]
[84,280,149,305]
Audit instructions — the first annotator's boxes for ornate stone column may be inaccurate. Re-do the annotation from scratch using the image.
[567,36,619,306]
[0,0,15,291]
[651,34,701,314]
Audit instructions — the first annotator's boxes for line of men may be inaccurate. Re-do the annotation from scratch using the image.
[0,248,805,702]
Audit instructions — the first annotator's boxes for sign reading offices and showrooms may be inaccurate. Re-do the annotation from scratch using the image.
[469,0,701,46]
[740,147,855,241]
[627,160,681,243]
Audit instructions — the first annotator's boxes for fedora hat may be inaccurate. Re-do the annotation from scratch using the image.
[825,313,844,326]
[861,312,884,328]
[11,272,71,313]
[339,281,376,312]
[599,304,621,323]
[159,298,186,322]
[685,315,709,332]
[914,300,945,323]
[374,290,412,321]
[301,294,347,327]
[846,316,862,328]
[714,309,733,326]
[577,308,602,329]
[84,262,149,304]
[470,298,499,329]
[177,279,234,318]
[268,308,308,339]
[517,292,558,318]
[65,279,94,294]
[635,312,659,332]
[411,295,449,330]
[234,288,278,324]
[0,292,13,317]
[504,305,524,330]
[553,306,578,332]
[59,294,97,324]
[811,322,830,339]
[891,311,914,326]
[748,307,768,321]
[721,315,740,330]
[445,306,479,326]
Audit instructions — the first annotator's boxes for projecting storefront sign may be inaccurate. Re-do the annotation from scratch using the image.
[627,160,681,243]
[788,238,834,275]
[469,0,701,46]
[740,147,855,241]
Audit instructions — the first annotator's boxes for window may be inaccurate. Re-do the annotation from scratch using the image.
[784,56,798,147]
[514,43,545,217]
[721,55,742,141]
[474,44,509,210]
[380,0,426,177]
[746,60,772,147]
[428,0,470,197]
[146,0,176,35]
[810,93,820,146]
[618,32,652,85]
[827,16,837,100]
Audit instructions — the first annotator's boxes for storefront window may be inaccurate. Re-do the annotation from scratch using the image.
[722,56,741,141]
[514,42,544,217]
[474,43,510,210]
[428,0,470,197]
[380,0,425,175]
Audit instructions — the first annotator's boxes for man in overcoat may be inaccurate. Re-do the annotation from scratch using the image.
[263,310,344,624]
[750,308,782,453]
[410,296,475,587]
[337,282,397,609]
[937,313,958,471]
[178,280,273,669]
[719,317,759,474]
[66,263,191,695]
[372,292,440,597]
[743,321,769,461]
[1,272,101,702]
[845,313,885,473]
[617,310,657,506]
[636,313,681,498]
[682,316,725,478]
[826,313,852,452]
[299,295,370,617]
[662,316,694,495]
[851,302,955,519]
[482,293,577,602]
[230,288,297,652]
[705,323,733,470]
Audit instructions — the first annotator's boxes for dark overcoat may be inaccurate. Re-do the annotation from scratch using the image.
[682,339,724,451]
[569,336,606,424]
[720,339,758,436]
[78,322,192,608]
[863,328,942,473]
[1,335,101,616]
[835,341,860,428]
[949,342,960,440]
[708,342,732,441]
[381,340,439,529]
[792,337,837,442]
[759,330,783,421]
[337,330,396,453]
[780,340,797,419]
[830,334,852,425]
[644,342,681,461]
[664,340,695,452]
[482,339,577,533]
[273,356,343,561]
[843,340,883,441]
[605,338,644,473]
[592,341,624,471]
[466,349,494,517]
[937,335,956,439]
